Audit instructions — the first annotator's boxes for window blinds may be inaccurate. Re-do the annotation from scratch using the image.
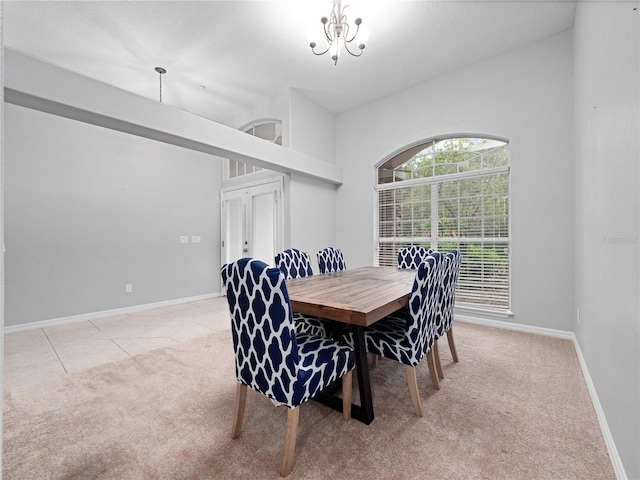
[376,170,510,309]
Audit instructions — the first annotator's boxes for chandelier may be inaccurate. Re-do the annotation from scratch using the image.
[307,0,370,65]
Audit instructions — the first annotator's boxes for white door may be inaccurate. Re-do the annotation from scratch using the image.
[221,178,283,266]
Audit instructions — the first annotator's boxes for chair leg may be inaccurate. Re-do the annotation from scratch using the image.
[406,365,423,417]
[370,354,380,369]
[426,349,441,391]
[342,370,353,421]
[280,407,300,477]
[232,383,247,439]
[447,328,459,362]
[434,340,444,379]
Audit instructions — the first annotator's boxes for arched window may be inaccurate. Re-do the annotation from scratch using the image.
[376,136,510,311]
[228,119,282,178]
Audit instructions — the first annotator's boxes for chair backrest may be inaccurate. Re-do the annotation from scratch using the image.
[440,250,462,333]
[403,252,443,364]
[221,258,300,406]
[275,248,314,279]
[397,246,431,269]
[317,247,346,274]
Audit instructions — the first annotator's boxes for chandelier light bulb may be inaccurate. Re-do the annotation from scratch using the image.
[329,40,342,64]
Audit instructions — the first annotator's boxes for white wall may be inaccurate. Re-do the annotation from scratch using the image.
[335,30,574,330]
[223,86,338,269]
[1,4,6,466]
[290,88,336,165]
[4,103,222,326]
[222,87,292,149]
[288,89,337,269]
[289,173,337,271]
[573,2,639,478]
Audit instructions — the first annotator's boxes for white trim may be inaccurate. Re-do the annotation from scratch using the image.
[221,171,285,192]
[456,314,574,339]
[375,166,510,191]
[456,314,626,479]
[572,335,628,480]
[455,305,514,320]
[4,292,222,334]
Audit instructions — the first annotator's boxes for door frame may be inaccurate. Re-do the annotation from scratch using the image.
[220,175,284,266]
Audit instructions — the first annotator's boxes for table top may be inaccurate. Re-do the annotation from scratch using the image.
[286,266,416,327]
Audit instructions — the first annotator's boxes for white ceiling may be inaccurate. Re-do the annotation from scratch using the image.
[3,1,576,124]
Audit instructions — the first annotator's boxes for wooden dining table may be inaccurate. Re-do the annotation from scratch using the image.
[286,266,417,424]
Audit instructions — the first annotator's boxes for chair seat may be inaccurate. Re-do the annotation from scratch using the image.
[293,313,328,338]
[291,334,355,406]
[342,314,422,367]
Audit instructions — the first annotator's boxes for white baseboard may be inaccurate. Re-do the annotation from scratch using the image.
[4,292,223,334]
[456,314,575,339]
[570,335,628,480]
[457,314,627,480]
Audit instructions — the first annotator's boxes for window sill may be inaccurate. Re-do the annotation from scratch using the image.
[454,304,513,319]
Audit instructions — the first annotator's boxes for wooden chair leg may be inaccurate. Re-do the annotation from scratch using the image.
[447,328,459,362]
[342,370,353,421]
[434,340,444,379]
[280,407,300,477]
[426,349,441,390]
[406,365,423,417]
[232,383,247,439]
[370,354,380,369]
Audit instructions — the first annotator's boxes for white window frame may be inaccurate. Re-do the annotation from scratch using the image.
[374,137,511,315]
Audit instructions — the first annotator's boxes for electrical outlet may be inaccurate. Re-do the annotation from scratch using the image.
[125,284,133,294]
[180,236,189,244]
[191,235,201,244]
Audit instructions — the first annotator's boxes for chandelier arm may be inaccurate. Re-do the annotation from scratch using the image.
[323,26,334,43]
[344,21,360,44]
[324,17,338,42]
[311,44,332,56]
[343,40,364,57]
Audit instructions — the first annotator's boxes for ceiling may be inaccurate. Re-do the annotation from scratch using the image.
[3,1,576,125]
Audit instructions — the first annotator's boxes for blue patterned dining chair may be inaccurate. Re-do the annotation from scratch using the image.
[397,245,433,270]
[221,258,355,477]
[275,248,329,338]
[434,250,462,368]
[371,245,436,370]
[317,247,346,274]
[342,253,443,417]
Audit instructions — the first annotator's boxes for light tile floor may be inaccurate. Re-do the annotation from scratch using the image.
[3,296,231,391]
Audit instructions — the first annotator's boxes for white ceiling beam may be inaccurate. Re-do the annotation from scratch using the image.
[3,49,343,186]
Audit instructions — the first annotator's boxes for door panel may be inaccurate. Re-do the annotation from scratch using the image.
[221,178,283,266]
[251,190,276,264]
[224,194,245,262]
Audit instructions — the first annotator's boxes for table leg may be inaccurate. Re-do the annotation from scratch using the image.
[351,325,374,424]
[313,325,375,425]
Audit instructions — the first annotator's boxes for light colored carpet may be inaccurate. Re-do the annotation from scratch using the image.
[3,322,615,479]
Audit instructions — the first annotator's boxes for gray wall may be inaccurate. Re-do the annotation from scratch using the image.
[573,2,639,478]
[334,30,575,331]
[221,84,338,266]
[288,89,337,268]
[5,103,222,326]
